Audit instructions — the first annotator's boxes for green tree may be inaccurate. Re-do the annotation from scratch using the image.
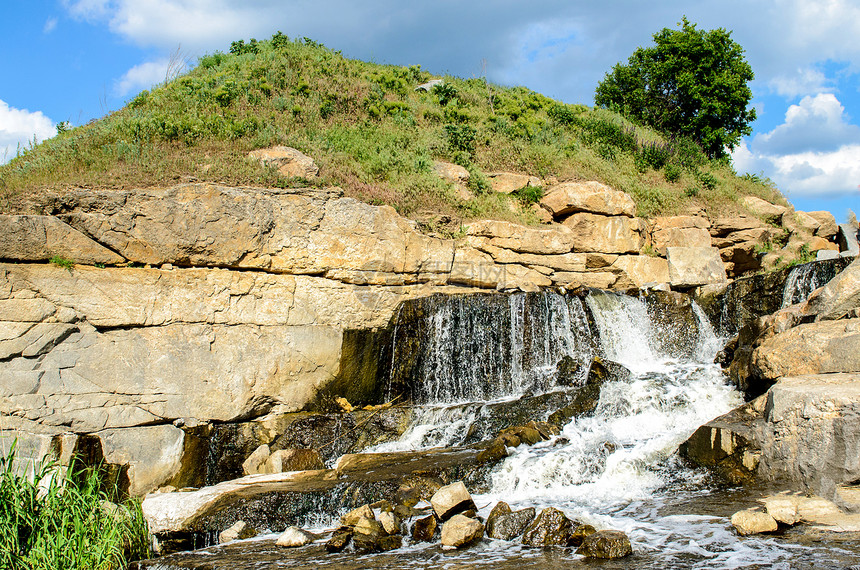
[595,17,756,159]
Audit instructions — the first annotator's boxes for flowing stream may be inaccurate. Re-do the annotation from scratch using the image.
[141,290,860,569]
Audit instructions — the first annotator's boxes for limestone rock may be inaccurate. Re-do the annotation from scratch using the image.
[743,196,787,224]
[440,514,484,548]
[467,220,575,255]
[411,514,438,542]
[562,213,643,254]
[352,516,386,552]
[521,507,575,547]
[611,255,670,288]
[837,223,860,257]
[431,481,476,521]
[575,530,632,559]
[242,444,271,476]
[487,172,536,194]
[805,257,860,321]
[432,160,470,184]
[784,210,821,235]
[276,526,317,547]
[449,247,502,288]
[0,215,125,266]
[710,216,766,237]
[808,211,838,239]
[666,247,727,287]
[248,146,319,179]
[219,520,257,544]
[551,271,618,290]
[378,511,400,535]
[809,236,839,252]
[325,528,353,552]
[341,504,374,527]
[762,496,800,526]
[488,507,536,541]
[97,425,188,496]
[651,226,712,255]
[540,181,636,218]
[731,509,778,535]
[266,448,325,473]
[750,319,860,382]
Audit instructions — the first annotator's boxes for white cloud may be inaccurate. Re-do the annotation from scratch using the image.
[43,17,58,34]
[114,59,170,96]
[754,93,860,155]
[0,100,56,164]
[768,67,830,98]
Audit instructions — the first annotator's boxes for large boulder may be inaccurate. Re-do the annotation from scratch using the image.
[650,215,712,255]
[486,172,538,194]
[804,257,860,320]
[488,507,537,541]
[666,247,727,287]
[521,507,577,547]
[539,181,636,218]
[562,213,643,254]
[808,211,838,239]
[742,196,787,224]
[730,510,778,536]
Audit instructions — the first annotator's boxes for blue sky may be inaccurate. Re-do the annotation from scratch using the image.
[2,1,858,222]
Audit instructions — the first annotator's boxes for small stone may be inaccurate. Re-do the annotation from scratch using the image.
[353,516,386,553]
[485,502,512,537]
[731,509,778,535]
[276,526,316,547]
[378,511,400,535]
[522,507,574,547]
[489,507,536,541]
[325,528,352,553]
[762,496,800,526]
[241,444,270,476]
[575,530,633,559]
[430,481,476,521]
[218,520,256,544]
[341,504,374,527]
[441,514,484,548]
[412,514,438,542]
[568,523,597,547]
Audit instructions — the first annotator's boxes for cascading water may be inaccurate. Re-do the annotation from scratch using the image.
[781,259,848,308]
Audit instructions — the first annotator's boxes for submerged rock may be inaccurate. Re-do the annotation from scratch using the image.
[441,514,484,548]
[731,509,778,535]
[276,526,316,547]
[489,507,536,541]
[411,514,438,542]
[218,520,256,544]
[325,527,352,553]
[575,530,632,559]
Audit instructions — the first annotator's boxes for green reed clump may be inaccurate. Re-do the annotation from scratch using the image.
[0,441,150,570]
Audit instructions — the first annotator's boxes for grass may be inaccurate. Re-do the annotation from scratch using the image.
[0,33,787,228]
[0,440,150,570]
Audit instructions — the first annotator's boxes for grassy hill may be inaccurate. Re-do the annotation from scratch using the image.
[0,33,786,231]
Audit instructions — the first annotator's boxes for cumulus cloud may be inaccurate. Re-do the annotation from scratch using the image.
[0,100,56,164]
[768,67,831,98]
[753,93,860,155]
[734,93,860,197]
[115,59,171,96]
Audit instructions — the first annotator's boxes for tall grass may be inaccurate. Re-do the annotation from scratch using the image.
[0,440,150,570]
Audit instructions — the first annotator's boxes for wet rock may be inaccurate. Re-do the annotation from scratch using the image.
[575,529,633,559]
[411,514,438,542]
[489,507,536,541]
[569,522,597,546]
[265,448,325,473]
[352,516,386,553]
[485,502,512,537]
[431,481,476,521]
[498,425,543,446]
[325,527,353,552]
[276,526,316,547]
[378,511,400,535]
[441,514,484,548]
[587,356,631,384]
[731,509,778,535]
[377,534,403,551]
[521,507,575,547]
[341,504,374,527]
[475,438,509,463]
[762,496,800,526]
[805,257,860,321]
[555,355,583,386]
[218,520,256,544]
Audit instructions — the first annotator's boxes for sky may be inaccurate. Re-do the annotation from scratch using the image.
[1,1,858,223]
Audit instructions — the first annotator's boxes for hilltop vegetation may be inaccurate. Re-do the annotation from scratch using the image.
[0,33,785,227]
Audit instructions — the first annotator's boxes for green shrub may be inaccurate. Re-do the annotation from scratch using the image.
[49,256,74,270]
[432,83,459,106]
[663,163,681,182]
[444,124,476,156]
[0,441,150,570]
[512,185,544,205]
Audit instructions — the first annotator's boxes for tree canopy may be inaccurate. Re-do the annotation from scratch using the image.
[594,18,756,159]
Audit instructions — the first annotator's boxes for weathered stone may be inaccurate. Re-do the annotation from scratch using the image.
[743,196,788,224]
[449,247,503,288]
[218,520,257,544]
[276,526,317,547]
[562,213,643,254]
[575,530,632,559]
[710,216,766,237]
[750,319,860,382]
[762,496,800,526]
[652,226,712,255]
[485,502,512,537]
[809,236,839,252]
[352,516,386,552]
[551,271,618,289]
[265,448,324,473]
[540,181,636,218]
[521,507,575,547]
[242,444,271,476]
[569,523,597,546]
[432,160,470,184]
[440,514,484,548]
[611,255,670,288]
[248,146,319,179]
[341,504,374,527]
[666,247,727,287]
[805,257,860,321]
[97,425,188,496]
[431,481,476,521]
[808,211,839,239]
[837,223,860,257]
[378,511,400,535]
[488,507,536,540]
[411,514,438,542]
[325,528,352,552]
[731,509,778,535]
[784,210,821,235]
[0,215,125,265]
[467,220,575,255]
[487,172,535,194]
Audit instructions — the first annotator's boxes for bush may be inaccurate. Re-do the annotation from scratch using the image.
[445,124,476,156]
[0,441,150,570]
